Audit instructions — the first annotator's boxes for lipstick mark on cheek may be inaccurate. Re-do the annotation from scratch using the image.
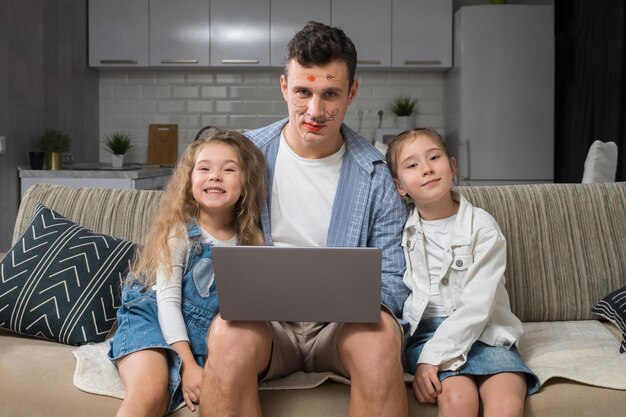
[307,75,316,82]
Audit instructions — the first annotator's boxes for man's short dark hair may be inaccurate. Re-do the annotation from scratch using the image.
[284,21,358,87]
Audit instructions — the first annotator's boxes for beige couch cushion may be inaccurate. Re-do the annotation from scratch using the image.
[2,329,626,417]
[457,183,626,321]
[13,184,162,245]
[13,183,626,323]
[13,182,626,322]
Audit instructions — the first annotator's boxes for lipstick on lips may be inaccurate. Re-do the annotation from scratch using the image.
[304,122,323,132]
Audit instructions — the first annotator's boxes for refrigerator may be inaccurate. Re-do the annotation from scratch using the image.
[446,5,554,185]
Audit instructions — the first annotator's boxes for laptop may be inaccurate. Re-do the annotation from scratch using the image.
[212,246,382,323]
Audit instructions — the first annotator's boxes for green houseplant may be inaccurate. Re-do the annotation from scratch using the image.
[391,95,417,116]
[392,95,417,130]
[104,132,134,168]
[37,128,72,170]
[104,132,134,155]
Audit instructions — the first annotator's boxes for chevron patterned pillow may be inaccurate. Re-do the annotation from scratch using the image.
[0,204,136,345]
[592,284,626,354]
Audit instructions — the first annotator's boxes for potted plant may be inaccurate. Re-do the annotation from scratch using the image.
[391,95,417,130]
[37,128,71,170]
[104,132,134,168]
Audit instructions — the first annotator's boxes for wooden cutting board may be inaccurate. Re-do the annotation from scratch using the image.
[147,124,178,165]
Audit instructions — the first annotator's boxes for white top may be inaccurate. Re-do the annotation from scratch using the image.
[420,214,456,318]
[270,133,345,247]
[156,227,236,344]
[401,191,523,371]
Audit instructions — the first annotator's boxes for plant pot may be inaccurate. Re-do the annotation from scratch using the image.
[111,154,124,169]
[396,116,413,130]
[46,152,63,170]
[29,151,45,170]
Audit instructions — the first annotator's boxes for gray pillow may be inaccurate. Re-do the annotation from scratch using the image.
[0,204,136,345]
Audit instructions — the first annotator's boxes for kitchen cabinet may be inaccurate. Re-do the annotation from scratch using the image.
[392,0,452,69]
[210,0,270,67]
[149,0,210,67]
[88,0,451,70]
[270,0,331,67]
[88,0,149,67]
[331,0,392,68]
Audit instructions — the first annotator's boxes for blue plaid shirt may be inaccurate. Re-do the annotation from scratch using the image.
[245,119,410,317]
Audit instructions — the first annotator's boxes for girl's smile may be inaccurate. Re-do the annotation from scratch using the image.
[191,142,243,215]
[421,178,441,188]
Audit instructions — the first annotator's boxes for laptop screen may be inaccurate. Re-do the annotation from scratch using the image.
[212,246,382,323]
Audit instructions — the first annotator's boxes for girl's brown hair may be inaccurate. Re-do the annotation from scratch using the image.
[132,128,266,286]
[385,128,451,179]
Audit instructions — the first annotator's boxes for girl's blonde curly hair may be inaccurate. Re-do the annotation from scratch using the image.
[132,128,266,286]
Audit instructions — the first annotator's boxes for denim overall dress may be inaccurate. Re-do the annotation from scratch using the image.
[109,221,220,412]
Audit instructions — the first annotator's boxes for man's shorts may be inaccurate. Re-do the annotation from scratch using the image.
[261,307,404,381]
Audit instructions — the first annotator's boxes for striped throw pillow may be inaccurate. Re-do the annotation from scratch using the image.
[592,285,626,353]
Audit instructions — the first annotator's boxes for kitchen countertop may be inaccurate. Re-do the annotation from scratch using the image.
[18,164,173,179]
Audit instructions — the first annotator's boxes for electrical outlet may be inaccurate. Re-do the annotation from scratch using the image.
[0,136,5,155]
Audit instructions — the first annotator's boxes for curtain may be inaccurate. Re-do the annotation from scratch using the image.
[555,0,626,182]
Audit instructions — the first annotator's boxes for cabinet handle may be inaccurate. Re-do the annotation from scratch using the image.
[404,60,442,65]
[99,60,138,64]
[160,59,199,64]
[220,59,260,64]
[358,60,381,65]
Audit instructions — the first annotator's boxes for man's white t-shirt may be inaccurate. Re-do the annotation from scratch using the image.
[270,133,345,247]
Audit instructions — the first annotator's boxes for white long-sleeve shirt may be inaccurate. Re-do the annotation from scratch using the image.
[156,227,236,345]
[401,191,523,371]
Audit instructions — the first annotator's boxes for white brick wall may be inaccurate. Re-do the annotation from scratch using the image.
[98,69,446,163]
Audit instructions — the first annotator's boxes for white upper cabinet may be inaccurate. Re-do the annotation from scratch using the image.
[211,0,270,67]
[270,0,331,67]
[331,0,392,68]
[149,0,210,67]
[392,0,452,68]
[88,0,149,67]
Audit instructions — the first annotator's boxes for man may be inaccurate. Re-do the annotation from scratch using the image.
[200,21,409,417]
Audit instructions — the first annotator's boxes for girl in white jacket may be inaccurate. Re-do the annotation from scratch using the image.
[385,129,538,417]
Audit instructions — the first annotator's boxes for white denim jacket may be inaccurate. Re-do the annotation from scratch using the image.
[401,191,523,371]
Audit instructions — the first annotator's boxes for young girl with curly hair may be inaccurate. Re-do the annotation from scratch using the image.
[109,128,266,417]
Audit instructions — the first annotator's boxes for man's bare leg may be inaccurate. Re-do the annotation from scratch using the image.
[338,311,408,417]
[200,317,272,417]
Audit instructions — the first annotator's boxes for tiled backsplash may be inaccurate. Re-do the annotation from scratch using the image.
[99,70,446,163]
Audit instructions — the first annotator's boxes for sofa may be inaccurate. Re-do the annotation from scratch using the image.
[1,182,625,417]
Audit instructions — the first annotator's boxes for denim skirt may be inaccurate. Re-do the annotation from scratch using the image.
[108,283,206,413]
[405,317,540,395]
